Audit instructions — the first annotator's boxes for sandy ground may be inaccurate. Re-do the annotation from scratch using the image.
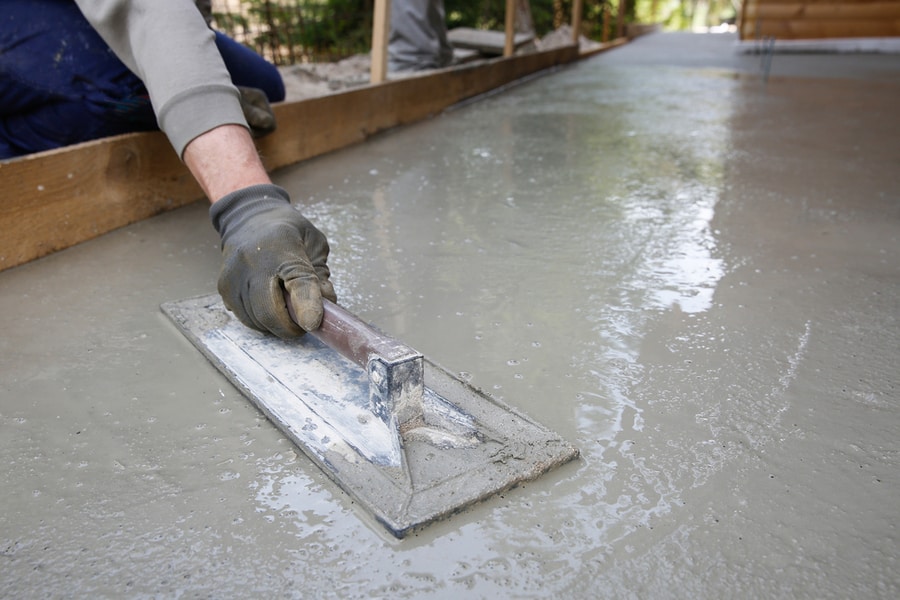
[2,32,899,598]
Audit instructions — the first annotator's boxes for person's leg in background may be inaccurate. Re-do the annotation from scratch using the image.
[389,0,453,72]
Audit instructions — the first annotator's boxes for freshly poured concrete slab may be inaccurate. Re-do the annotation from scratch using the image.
[2,32,899,598]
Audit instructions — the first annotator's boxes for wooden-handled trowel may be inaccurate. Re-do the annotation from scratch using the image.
[162,295,578,538]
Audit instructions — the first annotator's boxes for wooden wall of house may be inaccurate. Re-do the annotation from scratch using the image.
[740,0,900,40]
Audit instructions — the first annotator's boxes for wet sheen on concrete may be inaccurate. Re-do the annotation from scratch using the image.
[2,33,898,598]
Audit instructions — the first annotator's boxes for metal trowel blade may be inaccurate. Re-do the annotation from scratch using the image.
[161,294,578,538]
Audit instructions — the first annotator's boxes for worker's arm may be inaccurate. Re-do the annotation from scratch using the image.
[73,0,243,156]
[185,125,337,338]
[73,0,336,336]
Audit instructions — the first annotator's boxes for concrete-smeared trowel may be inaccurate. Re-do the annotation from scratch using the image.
[161,295,578,538]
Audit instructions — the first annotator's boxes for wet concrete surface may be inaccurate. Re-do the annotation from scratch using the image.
[2,32,899,597]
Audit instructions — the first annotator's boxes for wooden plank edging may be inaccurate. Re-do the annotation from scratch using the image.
[0,132,200,272]
[0,43,619,272]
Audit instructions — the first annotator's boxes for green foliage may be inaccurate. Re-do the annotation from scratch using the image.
[444,1,621,41]
[214,0,374,63]
[444,1,571,36]
[444,0,502,32]
[635,0,738,31]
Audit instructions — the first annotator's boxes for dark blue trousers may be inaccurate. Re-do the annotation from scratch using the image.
[0,0,285,159]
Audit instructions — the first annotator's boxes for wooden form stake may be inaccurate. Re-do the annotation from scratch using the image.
[572,0,584,44]
[371,0,391,83]
[504,0,517,57]
[602,2,610,42]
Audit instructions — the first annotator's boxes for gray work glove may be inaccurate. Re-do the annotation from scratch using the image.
[210,184,337,339]
[237,86,277,138]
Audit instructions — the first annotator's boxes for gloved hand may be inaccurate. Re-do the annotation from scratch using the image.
[210,184,337,338]
[237,86,277,138]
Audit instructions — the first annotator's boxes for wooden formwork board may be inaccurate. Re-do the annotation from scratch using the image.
[0,133,200,273]
[0,44,600,273]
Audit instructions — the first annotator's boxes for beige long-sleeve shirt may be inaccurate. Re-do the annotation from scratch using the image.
[73,0,247,157]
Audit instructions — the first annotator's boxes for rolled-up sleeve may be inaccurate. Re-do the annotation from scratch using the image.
[73,0,248,157]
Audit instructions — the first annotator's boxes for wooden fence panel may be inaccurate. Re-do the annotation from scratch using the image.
[740,0,900,39]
